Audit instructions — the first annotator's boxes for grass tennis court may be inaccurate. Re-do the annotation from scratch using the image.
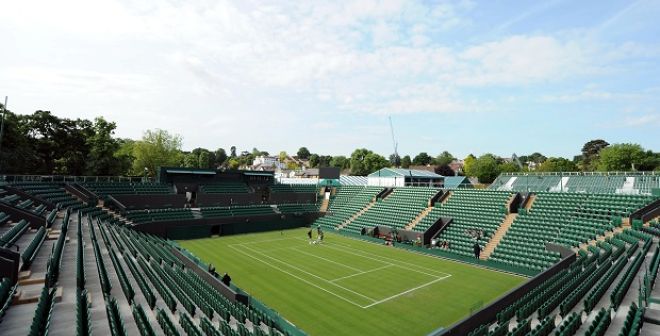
[178,228,525,336]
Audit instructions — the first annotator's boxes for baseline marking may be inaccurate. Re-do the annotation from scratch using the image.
[238,244,378,303]
[228,245,369,308]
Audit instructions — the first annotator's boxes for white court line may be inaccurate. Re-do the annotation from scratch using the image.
[239,244,378,303]
[228,244,369,308]
[329,264,393,282]
[227,237,298,248]
[361,274,452,309]
[313,240,451,278]
[291,247,366,273]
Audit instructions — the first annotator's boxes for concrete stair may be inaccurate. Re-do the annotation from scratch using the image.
[524,194,537,211]
[405,206,434,231]
[337,200,376,230]
[440,191,453,204]
[480,213,517,260]
[319,198,330,213]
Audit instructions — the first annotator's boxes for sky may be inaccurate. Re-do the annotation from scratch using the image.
[1,0,659,159]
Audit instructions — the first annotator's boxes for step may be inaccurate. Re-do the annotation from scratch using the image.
[480,213,517,260]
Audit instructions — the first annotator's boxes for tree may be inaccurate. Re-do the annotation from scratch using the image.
[279,151,288,162]
[297,147,311,159]
[131,129,183,176]
[537,157,577,172]
[499,162,521,173]
[227,158,240,170]
[581,139,609,170]
[198,150,211,169]
[309,154,319,168]
[389,153,401,167]
[318,155,332,167]
[596,144,646,171]
[401,155,412,168]
[637,151,660,171]
[85,117,123,175]
[230,146,237,158]
[463,154,477,177]
[473,154,500,183]
[330,156,349,170]
[524,152,547,164]
[434,164,455,176]
[434,151,455,166]
[215,148,227,167]
[183,153,198,168]
[114,139,135,175]
[412,152,432,166]
[350,148,389,175]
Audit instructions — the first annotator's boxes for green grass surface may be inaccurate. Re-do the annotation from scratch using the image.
[178,228,525,336]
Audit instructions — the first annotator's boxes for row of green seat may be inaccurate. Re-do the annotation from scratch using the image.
[341,187,439,234]
[201,182,250,194]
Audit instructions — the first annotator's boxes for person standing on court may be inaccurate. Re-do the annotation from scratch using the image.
[473,241,481,259]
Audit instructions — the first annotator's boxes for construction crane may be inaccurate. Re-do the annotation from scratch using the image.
[389,116,399,167]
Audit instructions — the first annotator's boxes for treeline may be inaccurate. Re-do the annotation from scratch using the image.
[0,108,657,181]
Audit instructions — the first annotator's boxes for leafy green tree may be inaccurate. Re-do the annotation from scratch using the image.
[637,151,660,171]
[215,148,227,166]
[596,143,646,171]
[230,146,237,158]
[297,147,311,159]
[114,139,135,175]
[279,151,288,162]
[463,154,477,177]
[227,158,240,169]
[537,157,577,172]
[131,129,183,176]
[198,150,211,169]
[350,149,389,175]
[434,151,455,166]
[318,155,332,167]
[330,156,349,170]
[499,162,520,173]
[85,117,122,175]
[412,152,432,166]
[473,154,500,183]
[183,153,198,168]
[309,154,319,168]
[581,139,609,170]
[434,164,454,176]
[401,155,412,168]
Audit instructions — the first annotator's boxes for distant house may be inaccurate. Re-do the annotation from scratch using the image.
[251,156,284,171]
[367,168,443,187]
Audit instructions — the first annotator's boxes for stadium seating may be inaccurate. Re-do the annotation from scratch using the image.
[124,208,194,223]
[271,184,318,193]
[84,182,172,196]
[341,187,439,234]
[314,186,383,229]
[490,192,653,271]
[491,172,659,194]
[416,190,511,257]
[201,182,250,193]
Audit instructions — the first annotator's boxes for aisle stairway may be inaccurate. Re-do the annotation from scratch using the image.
[405,206,434,231]
[480,213,517,260]
[337,201,376,230]
[319,198,330,213]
